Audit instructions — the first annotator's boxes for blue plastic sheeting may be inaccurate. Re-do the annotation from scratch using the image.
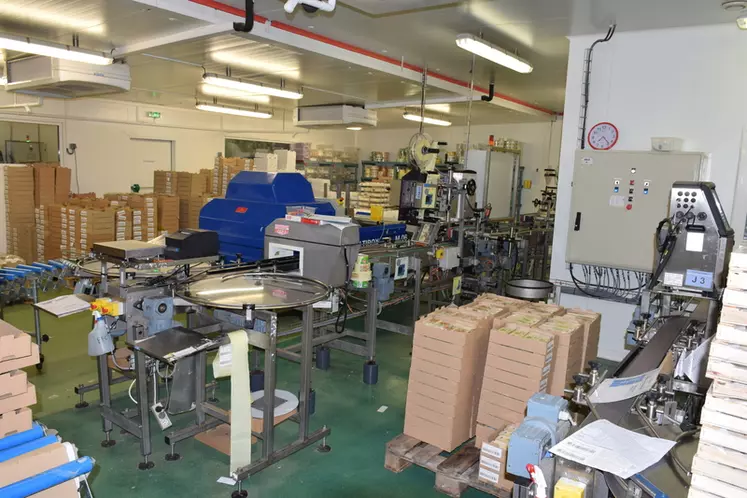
[0,435,57,463]
[200,172,335,262]
[0,424,45,452]
[0,457,94,498]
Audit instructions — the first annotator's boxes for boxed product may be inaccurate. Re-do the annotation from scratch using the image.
[179,195,210,229]
[478,423,517,491]
[32,164,56,207]
[0,408,32,438]
[177,172,204,198]
[539,317,585,396]
[157,194,180,234]
[154,170,179,195]
[477,323,555,429]
[404,311,491,451]
[115,206,133,241]
[565,309,602,368]
[503,312,548,328]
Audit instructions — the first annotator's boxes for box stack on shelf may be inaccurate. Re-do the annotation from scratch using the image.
[357,182,391,209]
[0,320,39,439]
[154,170,179,195]
[690,250,747,498]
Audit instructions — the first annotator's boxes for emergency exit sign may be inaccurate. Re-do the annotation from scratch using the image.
[146,111,161,119]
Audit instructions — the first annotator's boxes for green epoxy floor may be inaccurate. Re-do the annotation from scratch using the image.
[5,291,487,498]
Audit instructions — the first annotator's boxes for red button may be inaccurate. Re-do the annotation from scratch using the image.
[626,204,633,210]
[630,180,635,185]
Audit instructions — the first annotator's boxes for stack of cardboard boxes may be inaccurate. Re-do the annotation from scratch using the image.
[78,208,115,255]
[114,205,133,241]
[66,206,80,259]
[179,196,210,229]
[478,423,518,491]
[688,251,747,498]
[401,293,601,493]
[0,320,39,439]
[477,324,555,430]
[404,308,493,451]
[212,157,250,196]
[157,195,179,235]
[4,166,35,263]
[46,206,64,260]
[129,194,158,241]
[153,170,179,195]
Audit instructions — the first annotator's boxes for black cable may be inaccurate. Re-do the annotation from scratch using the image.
[570,263,649,297]
[580,24,616,149]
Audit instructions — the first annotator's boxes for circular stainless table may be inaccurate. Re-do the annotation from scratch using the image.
[505,278,553,301]
[74,259,211,280]
[177,272,330,310]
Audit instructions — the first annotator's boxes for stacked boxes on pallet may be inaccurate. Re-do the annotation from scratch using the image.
[153,170,179,195]
[400,293,601,493]
[4,166,35,263]
[129,194,157,241]
[689,251,747,498]
[79,208,115,255]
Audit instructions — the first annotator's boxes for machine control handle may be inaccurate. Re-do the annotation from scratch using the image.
[573,374,586,386]
[574,212,581,231]
[588,360,600,371]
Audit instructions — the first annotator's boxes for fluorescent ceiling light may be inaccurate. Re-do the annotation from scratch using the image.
[456,34,532,74]
[0,5,104,34]
[403,112,452,127]
[0,34,113,65]
[210,51,301,80]
[196,103,273,119]
[347,127,362,131]
[203,74,303,100]
[425,103,451,114]
[199,83,271,104]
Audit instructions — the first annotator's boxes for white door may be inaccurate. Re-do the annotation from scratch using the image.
[130,139,172,191]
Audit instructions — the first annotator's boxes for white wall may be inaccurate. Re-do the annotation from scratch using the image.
[357,120,562,214]
[0,94,357,195]
[551,23,747,360]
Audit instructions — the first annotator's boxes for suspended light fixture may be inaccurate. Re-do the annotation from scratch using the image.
[455,34,532,74]
[202,73,303,100]
[347,126,362,131]
[0,33,113,65]
[196,103,273,119]
[403,112,451,127]
[199,83,271,104]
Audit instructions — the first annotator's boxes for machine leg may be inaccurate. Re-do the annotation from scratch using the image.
[363,286,379,385]
[231,481,248,498]
[165,443,181,461]
[31,280,44,371]
[412,257,422,324]
[262,314,279,459]
[298,306,313,440]
[249,348,263,393]
[75,385,89,409]
[315,346,331,370]
[363,361,378,385]
[98,355,116,447]
[135,351,154,469]
[195,351,207,425]
[317,435,331,453]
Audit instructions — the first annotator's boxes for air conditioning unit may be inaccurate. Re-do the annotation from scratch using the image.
[293,104,377,128]
[5,56,131,99]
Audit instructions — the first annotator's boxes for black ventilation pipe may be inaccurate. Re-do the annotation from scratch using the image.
[233,0,254,33]
[481,82,494,102]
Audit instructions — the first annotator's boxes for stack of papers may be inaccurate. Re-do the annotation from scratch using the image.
[34,295,91,317]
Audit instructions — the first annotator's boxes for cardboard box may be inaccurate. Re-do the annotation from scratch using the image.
[478,402,525,426]
[154,170,179,195]
[482,377,542,403]
[0,320,32,362]
[504,312,548,328]
[0,344,40,374]
[0,383,36,414]
[491,324,555,355]
[410,355,464,383]
[403,412,472,452]
[484,365,549,392]
[177,172,205,197]
[475,423,500,447]
[479,423,516,491]
[32,164,56,207]
[157,194,180,233]
[0,370,27,398]
[480,389,528,414]
[529,302,566,317]
[566,309,602,366]
[0,442,80,497]
[54,166,71,204]
[0,408,32,438]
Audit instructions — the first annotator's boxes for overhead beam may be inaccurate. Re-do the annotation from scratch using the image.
[112,22,234,57]
[365,95,482,109]
[130,0,555,117]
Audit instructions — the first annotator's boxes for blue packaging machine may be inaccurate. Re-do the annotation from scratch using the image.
[200,171,408,262]
[199,171,337,262]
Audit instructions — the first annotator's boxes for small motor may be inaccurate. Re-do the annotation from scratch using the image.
[507,394,572,479]
[142,297,178,336]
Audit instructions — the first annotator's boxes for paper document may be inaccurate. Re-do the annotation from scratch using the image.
[589,368,660,404]
[675,337,712,383]
[34,294,91,317]
[549,419,676,479]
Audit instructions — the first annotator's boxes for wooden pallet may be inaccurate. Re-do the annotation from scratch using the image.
[385,434,511,498]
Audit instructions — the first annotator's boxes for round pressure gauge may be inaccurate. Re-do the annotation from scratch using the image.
[588,122,619,150]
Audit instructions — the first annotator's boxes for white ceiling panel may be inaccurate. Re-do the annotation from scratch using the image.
[340,0,458,16]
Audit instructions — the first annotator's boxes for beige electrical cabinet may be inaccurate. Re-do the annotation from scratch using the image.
[566,150,703,272]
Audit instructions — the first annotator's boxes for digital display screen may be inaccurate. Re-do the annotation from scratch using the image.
[685,269,713,289]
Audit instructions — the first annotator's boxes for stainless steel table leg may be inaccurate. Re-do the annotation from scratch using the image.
[98,354,115,447]
[135,350,154,470]
[298,305,313,440]
[412,257,422,325]
[262,313,278,459]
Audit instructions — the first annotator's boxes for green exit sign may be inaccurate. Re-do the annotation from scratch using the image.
[147,111,161,119]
